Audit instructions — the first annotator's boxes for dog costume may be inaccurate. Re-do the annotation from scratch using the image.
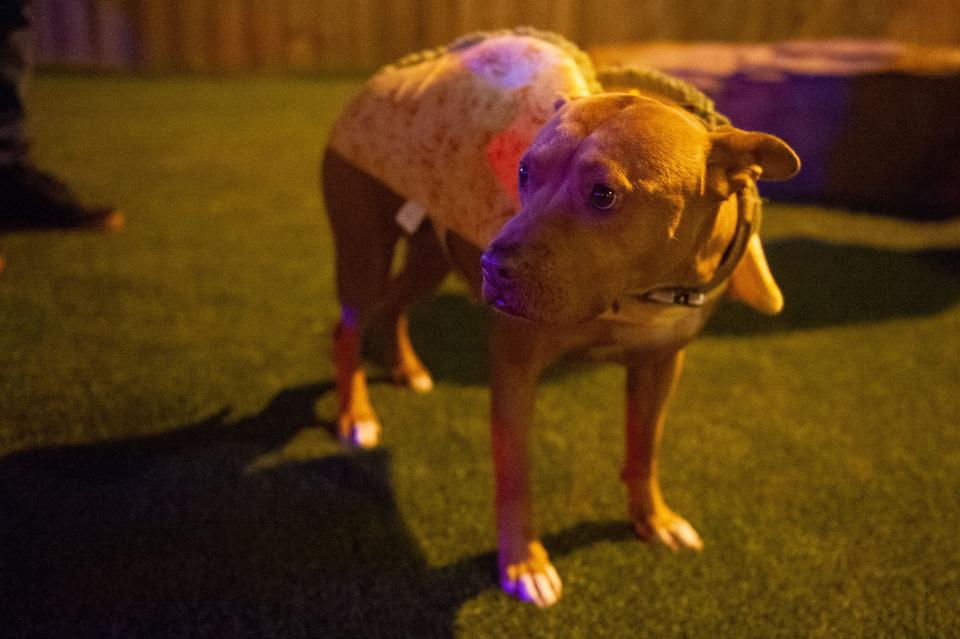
[328,28,739,255]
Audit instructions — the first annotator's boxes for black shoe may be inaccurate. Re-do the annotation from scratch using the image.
[0,163,124,232]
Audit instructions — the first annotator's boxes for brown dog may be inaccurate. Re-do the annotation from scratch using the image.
[322,30,799,607]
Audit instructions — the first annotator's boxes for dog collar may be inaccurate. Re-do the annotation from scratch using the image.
[638,288,709,307]
[603,182,761,316]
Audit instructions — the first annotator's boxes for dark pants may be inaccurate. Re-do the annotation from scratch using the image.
[1,0,30,166]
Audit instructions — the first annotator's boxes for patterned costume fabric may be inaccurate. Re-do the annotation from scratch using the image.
[328,29,727,249]
[328,30,596,248]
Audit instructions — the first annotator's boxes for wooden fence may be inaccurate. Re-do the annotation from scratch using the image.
[33,0,960,73]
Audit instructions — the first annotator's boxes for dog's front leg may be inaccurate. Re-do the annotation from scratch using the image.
[490,316,563,607]
[622,349,703,551]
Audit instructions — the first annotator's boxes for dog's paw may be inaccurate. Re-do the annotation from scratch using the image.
[633,509,703,552]
[338,416,382,448]
[392,363,434,393]
[500,541,563,608]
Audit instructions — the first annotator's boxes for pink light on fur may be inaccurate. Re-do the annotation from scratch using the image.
[486,129,528,205]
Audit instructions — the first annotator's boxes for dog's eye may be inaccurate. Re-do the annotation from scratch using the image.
[518,162,530,189]
[589,184,616,210]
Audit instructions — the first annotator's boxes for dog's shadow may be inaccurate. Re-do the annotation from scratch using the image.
[707,238,960,336]
[0,382,633,638]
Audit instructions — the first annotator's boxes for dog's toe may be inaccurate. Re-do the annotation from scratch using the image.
[500,545,563,607]
[407,371,434,393]
[502,567,562,608]
[392,364,434,393]
[634,510,703,552]
[342,419,381,448]
[671,519,703,550]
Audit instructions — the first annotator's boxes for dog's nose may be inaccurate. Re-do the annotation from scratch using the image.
[480,249,516,309]
[481,250,513,283]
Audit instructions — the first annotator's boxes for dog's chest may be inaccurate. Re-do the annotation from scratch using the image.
[579,304,714,360]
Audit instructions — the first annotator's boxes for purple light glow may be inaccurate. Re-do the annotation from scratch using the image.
[340,304,360,328]
[462,40,539,90]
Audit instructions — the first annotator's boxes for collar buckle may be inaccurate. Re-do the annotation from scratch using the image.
[641,288,706,307]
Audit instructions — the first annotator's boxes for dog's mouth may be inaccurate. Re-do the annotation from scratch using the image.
[480,249,610,324]
[481,271,527,319]
[482,273,606,325]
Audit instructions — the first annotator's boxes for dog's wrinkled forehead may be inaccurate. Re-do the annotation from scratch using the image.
[531,94,710,191]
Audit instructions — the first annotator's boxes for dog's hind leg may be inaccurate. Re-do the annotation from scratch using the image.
[323,149,404,447]
[380,221,450,393]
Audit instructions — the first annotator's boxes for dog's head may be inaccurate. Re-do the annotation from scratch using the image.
[481,93,799,324]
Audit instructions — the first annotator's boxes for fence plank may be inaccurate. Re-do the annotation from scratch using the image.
[34,0,62,65]
[486,0,518,33]
[382,0,419,62]
[214,0,248,70]
[173,0,210,72]
[353,0,379,70]
[92,0,138,68]
[576,0,633,45]
[137,0,173,69]
[281,0,318,70]
[318,2,357,71]
[50,0,97,65]
[454,0,484,34]
[249,0,285,69]
[424,0,454,49]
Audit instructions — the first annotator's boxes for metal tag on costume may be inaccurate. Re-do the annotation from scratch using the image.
[396,201,426,235]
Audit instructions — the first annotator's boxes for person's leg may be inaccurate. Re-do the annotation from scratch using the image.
[0,1,124,237]
[0,1,30,168]
[0,0,27,270]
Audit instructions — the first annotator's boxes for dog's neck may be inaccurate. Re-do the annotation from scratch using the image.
[600,182,760,319]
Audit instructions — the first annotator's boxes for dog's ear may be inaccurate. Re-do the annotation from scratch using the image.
[554,94,585,111]
[725,234,784,315]
[707,128,800,199]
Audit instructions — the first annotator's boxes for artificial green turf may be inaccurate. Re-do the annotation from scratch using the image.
[0,74,958,638]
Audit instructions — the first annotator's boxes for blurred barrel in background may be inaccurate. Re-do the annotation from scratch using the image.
[593,40,960,217]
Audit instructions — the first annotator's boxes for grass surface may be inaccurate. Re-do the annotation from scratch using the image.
[1,74,958,638]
